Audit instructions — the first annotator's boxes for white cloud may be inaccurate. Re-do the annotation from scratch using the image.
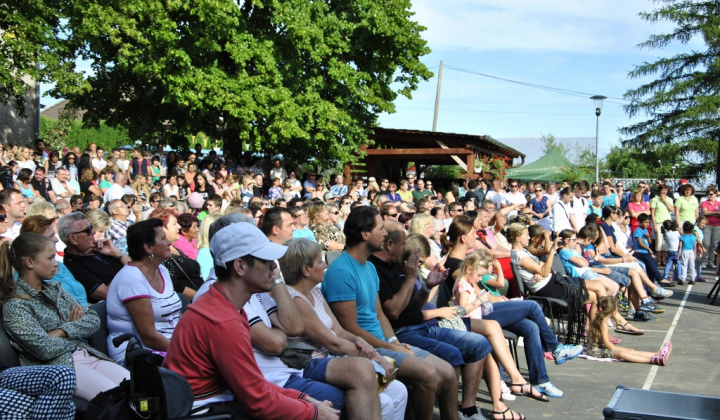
[411,0,684,55]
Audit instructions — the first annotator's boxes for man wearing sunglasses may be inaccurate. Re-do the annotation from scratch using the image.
[59,212,129,303]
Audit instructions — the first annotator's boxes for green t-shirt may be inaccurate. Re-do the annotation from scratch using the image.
[650,196,672,224]
[480,273,501,296]
[411,188,432,203]
[674,196,699,224]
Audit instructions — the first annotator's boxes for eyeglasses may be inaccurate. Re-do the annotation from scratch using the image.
[569,238,577,242]
[0,214,6,223]
[70,224,93,236]
[510,185,519,188]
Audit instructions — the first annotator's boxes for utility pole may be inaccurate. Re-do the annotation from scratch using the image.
[432,61,443,132]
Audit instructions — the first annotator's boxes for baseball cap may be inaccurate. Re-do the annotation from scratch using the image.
[680,179,688,184]
[211,223,287,268]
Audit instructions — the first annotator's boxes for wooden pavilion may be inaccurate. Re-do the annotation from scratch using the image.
[347,127,525,181]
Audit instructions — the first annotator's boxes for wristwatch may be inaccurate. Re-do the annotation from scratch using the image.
[272,278,285,287]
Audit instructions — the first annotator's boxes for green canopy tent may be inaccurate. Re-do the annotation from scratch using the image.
[506,148,571,182]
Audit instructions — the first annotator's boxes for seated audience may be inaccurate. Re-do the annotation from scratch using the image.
[1,233,129,401]
[149,208,203,300]
[163,222,340,419]
[59,212,128,302]
[107,219,183,364]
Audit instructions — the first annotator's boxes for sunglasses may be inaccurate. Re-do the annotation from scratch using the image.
[0,214,6,223]
[388,213,399,218]
[70,224,94,236]
[329,211,340,215]
[535,189,542,192]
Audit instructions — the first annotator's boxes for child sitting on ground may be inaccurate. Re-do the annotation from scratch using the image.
[588,296,672,366]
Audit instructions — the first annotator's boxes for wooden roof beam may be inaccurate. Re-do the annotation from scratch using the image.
[363,148,471,156]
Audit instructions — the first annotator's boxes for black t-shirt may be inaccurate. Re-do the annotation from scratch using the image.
[368,255,425,329]
[64,252,124,303]
[597,221,618,256]
[162,251,203,294]
[31,178,52,202]
[80,181,95,201]
[437,256,464,308]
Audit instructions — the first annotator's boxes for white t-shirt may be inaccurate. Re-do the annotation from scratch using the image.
[503,191,527,219]
[511,249,552,293]
[571,196,589,229]
[104,183,125,203]
[106,264,182,364]
[92,158,107,171]
[551,201,573,233]
[51,178,71,196]
[243,293,302,387]
[17,160,36,172]
[665,230,681,252]
[116,159,130,172]
[163,184,179,198]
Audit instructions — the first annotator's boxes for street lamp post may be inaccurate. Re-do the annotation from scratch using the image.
[591,95,607,184]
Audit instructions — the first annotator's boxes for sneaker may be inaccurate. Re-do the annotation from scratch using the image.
[687,279,696,285]
[534,381,563,398]
[618,299,630,312]
[543,351,554,361]
[633,312,656,322]
[677,279,686,286]
[659,341,672,364]
[500,382,517,401]
[651,287,673,298]
[457,410,485,420]
[639,300,656,312]
[552,344,583,365]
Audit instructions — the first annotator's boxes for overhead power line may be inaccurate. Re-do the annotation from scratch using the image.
[442,64,629,102]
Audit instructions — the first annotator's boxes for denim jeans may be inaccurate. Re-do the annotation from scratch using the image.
[395,324,491,367]
[664,251,679,279]
[483,300,558,384]
[633,252,663,281]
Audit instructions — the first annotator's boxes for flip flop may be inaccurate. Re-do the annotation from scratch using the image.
[615,322,644,335]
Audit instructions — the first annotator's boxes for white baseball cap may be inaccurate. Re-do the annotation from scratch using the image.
[210,223,287,268]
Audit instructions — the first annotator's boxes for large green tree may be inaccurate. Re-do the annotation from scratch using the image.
[621,0,720,183]
[0,0,79,117]
[37,0,431,166]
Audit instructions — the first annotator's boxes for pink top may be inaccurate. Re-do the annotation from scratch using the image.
[453,279,484,319]
[288,284,335,359]
[701,200,720,226]
[173,235,198,260]
[628,202,652,235]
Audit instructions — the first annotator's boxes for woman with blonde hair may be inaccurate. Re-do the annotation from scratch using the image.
[84,209,111,243]
[15,146,36,172]
[130,174,151,202]
[196,212,223,280]
[308,202,345,251]
[408,213,444,275]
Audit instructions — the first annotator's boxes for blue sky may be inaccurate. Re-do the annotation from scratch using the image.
[41,0,696,159]
[377,0,696,158]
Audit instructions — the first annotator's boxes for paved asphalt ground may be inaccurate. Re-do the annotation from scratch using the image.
[438,265,720,420]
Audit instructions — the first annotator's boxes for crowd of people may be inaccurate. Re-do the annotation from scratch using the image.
[0,140,714,418]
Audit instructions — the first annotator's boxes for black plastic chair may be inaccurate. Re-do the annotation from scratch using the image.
[510,262,569,339]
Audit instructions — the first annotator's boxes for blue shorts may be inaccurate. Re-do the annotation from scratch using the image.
[284,359,345,410]
[376,345,430,367]
[395,323,492,367]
